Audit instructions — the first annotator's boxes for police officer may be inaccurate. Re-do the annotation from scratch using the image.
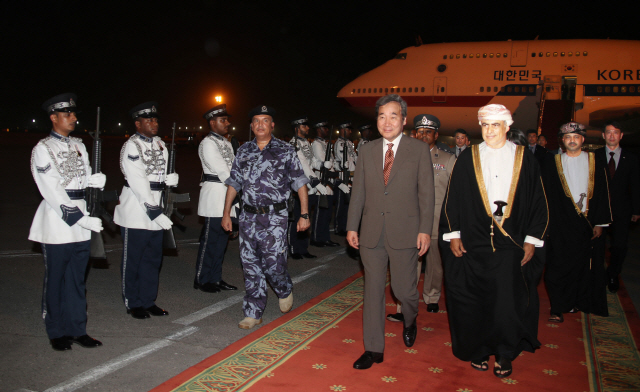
[194,104,239,293]
[334,122,357,236]
[357,124,373,155]
[222,105,310,329]
[29,93,105,351]
[310,121,340,247]
[288,116,325,259]
[114,102,177,319]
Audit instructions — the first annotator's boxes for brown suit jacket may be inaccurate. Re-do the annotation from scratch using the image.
[347,135,435,249]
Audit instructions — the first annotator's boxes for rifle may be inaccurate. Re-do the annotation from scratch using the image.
[162,122,190,249]
[318,125,334,209]
[87,107,119,259]
[340,137,351,204]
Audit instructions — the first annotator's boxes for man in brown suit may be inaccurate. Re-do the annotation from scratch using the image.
[347,94,435,369]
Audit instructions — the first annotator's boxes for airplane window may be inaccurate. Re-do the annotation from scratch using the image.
[576,51,580,56]
[497,53,501,58]
[546,86,551,92]
[352,89,355,94]
[489,53,494,58]
[539,52,543,57]
[402,87,406,93]
[441,87,445,92]
[477,53,480,58]
[584,51,588,56]
[415,86,418,91]
[374,88,377,93]
[449,54,453,59]
[463,54,467,59]
[437,64,447,72]
[553,52,558,57]
[504,53,507,57]
[531,53,536,57]
[605,86,611,93]
[494,87,499,92]
[508,86,513,92]
[621,86,627,93]
[443,55,447,60]
[483,53,487,58]
[395,53,407,60]
[631,86,636,92]
[500,87,505,92]
[421,87,425,92]
[597,86,602,93]
[487,86,491,91]
[613,86,619,93]
[480,87,485,92]
[469,54,474,58]
[456,54,460,59]
[568,52,573,56]
[358,88,361,93]
[408,87,412,92]
[515,86,520,93]
[561,52,565,57]
[546,52,550,57]
[385,88,389,93]
[368,88,371,93]
[529,86,534,93]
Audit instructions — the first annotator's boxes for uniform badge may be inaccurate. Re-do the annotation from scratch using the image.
[433,163,445,170]
[128,154,140,161]
[69,98,76,107]
[151,106,157,113]
[262,106,267,112]
[421,117,428,125]
[36,163,51,173]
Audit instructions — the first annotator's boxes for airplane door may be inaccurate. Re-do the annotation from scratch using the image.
[433,77,447,102]
[510,41,528,67]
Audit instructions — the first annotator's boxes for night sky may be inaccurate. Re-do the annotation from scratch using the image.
[1,1,636,140]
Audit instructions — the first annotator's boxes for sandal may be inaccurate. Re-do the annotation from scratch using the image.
[548,313,564,323]
[470,355,490,372]
[493,355,512,378]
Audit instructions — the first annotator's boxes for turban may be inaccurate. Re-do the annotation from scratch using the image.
[558,122,586,137]
[478,104,513,126]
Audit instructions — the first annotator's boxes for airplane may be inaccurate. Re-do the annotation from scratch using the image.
[337,39,640,147]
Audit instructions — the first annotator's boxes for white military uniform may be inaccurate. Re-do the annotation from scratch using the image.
[291,135,322,194]
[357,138,370,156]
[29,131,91,243]
[198,132,234,217]
[114,133,168,229]
[334,137,357,171]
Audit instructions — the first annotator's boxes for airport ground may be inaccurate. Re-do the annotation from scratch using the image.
[1,132,639,391]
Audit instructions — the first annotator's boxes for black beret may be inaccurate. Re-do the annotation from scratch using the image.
[129,102,159,119]
[204,104,232,119]
[249,105,276,119]
[414,114,440,130]
[42,93,78,113]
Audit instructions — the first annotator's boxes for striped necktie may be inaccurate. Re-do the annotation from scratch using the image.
[384,143,394,185]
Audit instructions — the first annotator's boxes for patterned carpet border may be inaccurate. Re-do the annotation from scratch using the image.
[584,290,640,392]
[171,276,366,392]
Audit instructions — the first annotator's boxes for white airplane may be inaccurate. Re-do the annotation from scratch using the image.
[337,39,640,142]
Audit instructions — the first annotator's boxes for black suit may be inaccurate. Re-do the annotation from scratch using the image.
[594,146,640,279]
[528,144,549,167]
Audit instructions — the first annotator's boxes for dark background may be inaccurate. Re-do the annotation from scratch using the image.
[1,1,636,140]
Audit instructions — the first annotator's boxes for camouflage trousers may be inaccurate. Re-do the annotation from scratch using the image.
[239,210,293,319]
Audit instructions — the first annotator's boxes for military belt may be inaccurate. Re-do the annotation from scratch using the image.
[243,202,287,214]
[203,174,222,183]
[65,189,86,200]
[124,180,166,191]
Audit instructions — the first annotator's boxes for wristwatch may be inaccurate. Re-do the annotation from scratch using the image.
[300,213,310,220]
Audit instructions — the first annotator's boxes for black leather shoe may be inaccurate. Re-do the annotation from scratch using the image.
[335,230,347,237]
[229,231,239,240]
[403,321,417,347]
[50,337,72,351]
[608,277,619,293]
[127,307,150,319]
[353,351,384,369]
[70,335,102,348]
[195,282,221,293]
[324,240,340,247]
[214,280,238,291]
[310,240,326,247]
[386,313,404,322]
[146,305,169,316]
[302,252,317,259]
[427,303,439,313]
[290,253,304,260]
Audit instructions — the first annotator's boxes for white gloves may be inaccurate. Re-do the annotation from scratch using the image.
[338,183,350,194]
[154,214,173,230]
[165,173,179,187]
[87,173,106,189]
[77,216,103,232]
[316,183,328,195]
[323,161,332,169]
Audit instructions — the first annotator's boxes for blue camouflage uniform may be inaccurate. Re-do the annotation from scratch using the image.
[225,137,309,319]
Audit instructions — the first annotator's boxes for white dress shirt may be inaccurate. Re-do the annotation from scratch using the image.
[382,133,402,168]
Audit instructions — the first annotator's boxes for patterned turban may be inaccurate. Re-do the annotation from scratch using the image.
[477,104,513,126]
[558,122,586,137]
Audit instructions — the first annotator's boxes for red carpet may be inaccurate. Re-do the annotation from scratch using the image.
[153,273,640,392]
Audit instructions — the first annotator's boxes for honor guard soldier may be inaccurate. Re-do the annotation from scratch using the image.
[222,105,310,329]
[310,121,340,247]
[334,122,357,236]
[194,104,238,293]
[288,116,325,259]
[114,102,177,319]
[29,93,105,351]
[357,124,373,155]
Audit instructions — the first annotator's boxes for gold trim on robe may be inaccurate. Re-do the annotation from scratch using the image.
[554,153,595,217]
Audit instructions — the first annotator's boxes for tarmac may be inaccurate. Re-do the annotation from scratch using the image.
[1,131,639,392]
